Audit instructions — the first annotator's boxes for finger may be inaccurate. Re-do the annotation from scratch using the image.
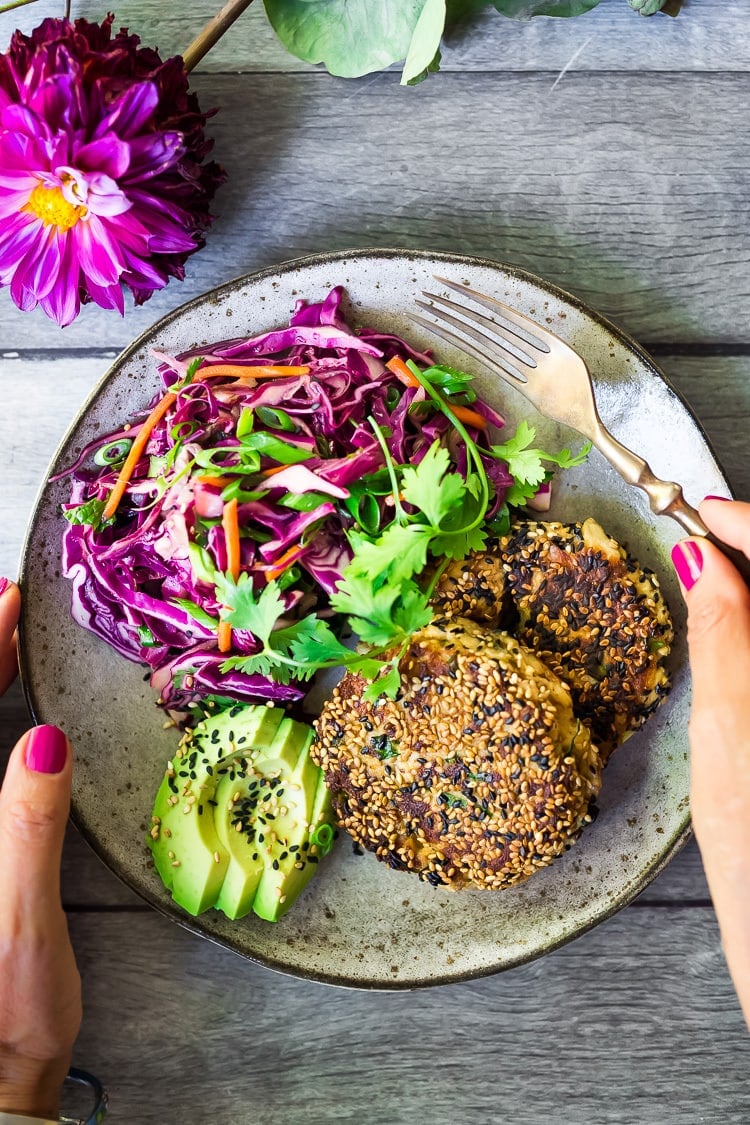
[672,536,750,716]
[699,497,750,556]
[0,577,21,694]
[0,725,72,911]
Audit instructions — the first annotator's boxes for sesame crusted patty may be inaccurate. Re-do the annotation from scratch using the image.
[430,550,510,627]
[312,618,602,890]
[498,518,673,759]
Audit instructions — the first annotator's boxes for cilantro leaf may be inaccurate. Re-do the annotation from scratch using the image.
[346,523,431,587]
[362,661,402,702]
[491,421,591,501]
[217,574,285,643]
[62,498,112,530]
[401,443,465,528]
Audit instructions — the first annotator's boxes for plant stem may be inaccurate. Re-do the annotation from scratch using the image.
[0,0,40,14]
[182,0,256,74]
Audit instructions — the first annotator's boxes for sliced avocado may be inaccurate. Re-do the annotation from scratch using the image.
[253,747,335,923]
[214,716,317,921]
[149,705,285,915]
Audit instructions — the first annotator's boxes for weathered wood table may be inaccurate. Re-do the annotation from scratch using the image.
[2,2,749,1121]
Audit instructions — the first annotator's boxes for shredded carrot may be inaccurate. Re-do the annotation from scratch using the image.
[260,463,291,479]
[217,620,233,653]
[385,355,420,388]
[102,392,177,519]
[222,498,241,581]
[197,475,233,488]
[451,405,488,430]
[193,364,310,381]
[260,544,304,581]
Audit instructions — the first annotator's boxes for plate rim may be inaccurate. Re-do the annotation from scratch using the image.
[18,246,716,989]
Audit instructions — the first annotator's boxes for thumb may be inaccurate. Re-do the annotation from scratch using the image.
[0,725,72,911]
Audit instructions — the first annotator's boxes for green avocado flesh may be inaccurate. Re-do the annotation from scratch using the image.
[149,705,333,922]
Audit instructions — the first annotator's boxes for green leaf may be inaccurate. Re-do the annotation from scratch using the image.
[401,0,445,85]
[217,575,286,644]
[263,0,427,79]
[280,617,354,668]
[430,522,488,560]
[420,363,475,396]
[401,443,465,528]
[61,498,112,530]
[489,0,601,17]
[179,356,205,387]
[362,661,402,702]
[347,523,431,587]
[491,421,591,492]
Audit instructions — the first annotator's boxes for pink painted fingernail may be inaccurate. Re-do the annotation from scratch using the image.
[25,725,68,775]
[671,540,704,592]
[704,494,730,502]
[0,577,9,597]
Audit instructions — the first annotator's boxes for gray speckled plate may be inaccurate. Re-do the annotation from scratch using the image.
[18,249,727,990]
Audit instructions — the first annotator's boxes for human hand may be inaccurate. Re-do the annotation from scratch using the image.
[671,499,750,1028]
[0,578,82,1117]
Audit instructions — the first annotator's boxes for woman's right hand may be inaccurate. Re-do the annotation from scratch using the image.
[672,498,750,1028]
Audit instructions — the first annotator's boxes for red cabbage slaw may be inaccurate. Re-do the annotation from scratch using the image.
[60,287,514,711]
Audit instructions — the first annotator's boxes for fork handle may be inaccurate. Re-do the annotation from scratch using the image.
[592,423,750,587]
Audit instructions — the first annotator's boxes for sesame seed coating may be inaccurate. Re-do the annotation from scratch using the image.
[312,618,602,891]
[498,518,673,759]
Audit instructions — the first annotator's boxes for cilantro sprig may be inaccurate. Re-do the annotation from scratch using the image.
[491,420,592,507]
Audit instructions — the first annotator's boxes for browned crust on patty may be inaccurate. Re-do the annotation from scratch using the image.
[498,518,673,758]
[312,618,602,890]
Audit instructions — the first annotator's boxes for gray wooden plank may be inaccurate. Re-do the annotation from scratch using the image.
[1,72,748,350]
[3,0,748,74]
[63,908,749,1124]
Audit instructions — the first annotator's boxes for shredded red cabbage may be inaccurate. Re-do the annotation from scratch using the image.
[60,286,512,711]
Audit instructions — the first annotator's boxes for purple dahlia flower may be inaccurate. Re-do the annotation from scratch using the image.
[0,15,226,326]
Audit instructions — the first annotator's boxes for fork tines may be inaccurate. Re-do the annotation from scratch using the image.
[411,275,551,385]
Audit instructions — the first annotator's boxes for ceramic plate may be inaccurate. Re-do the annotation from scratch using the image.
[19,249,727,989]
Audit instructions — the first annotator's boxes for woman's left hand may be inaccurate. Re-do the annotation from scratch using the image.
[0,578,82,1118]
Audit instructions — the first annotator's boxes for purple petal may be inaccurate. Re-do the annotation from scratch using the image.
[9,261,38,312]
[75,135,131,180]
[0,212,41,278]
[38,234,79,326]
[74,216,125,286]
[85,279,125,315]
[19,223,62,300]
[85,173,131,218]
[94,81,158,140]
[120,132,185,181]
[25,73,75,132]
[1,102,49,141]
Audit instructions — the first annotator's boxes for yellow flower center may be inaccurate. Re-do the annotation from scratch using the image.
[24,183,86,232]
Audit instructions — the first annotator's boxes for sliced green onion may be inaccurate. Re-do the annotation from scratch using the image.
[279,491,332,512]
[237,407,254,440]
[256,406,297,432]
[94,438,133,466]
[137,624,159,647]
[170,420,198,442]
[277,565,301,591]
[385,385,401,411]
[310,823,335,855]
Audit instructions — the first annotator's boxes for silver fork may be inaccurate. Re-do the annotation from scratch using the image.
[411,275,750,584]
